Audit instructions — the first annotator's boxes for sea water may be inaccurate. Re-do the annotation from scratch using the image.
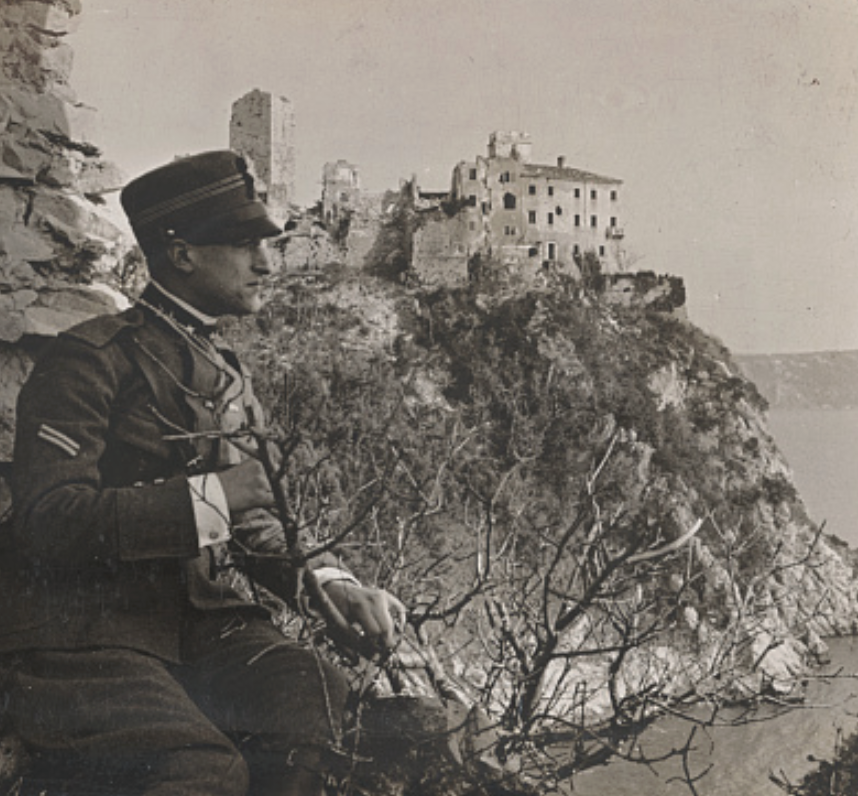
[572,409,858,794]
[573,637,858,795]
[767,408,858,546]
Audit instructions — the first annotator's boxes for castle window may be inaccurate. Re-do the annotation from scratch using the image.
[528,247,538,257]
[548,185,554,197]
[500,171,511,183]
[469,168,477,180]
[556,206,563,216]
[528,210,536,224]
[574,214,581,227]
[610,217,617,227]
[547,212,554,225]
[590,215,597,228]
[590,189,597,200]
[481,202,488,215]
[469,194,477,206]
[610,190,618,201]
[504,225,517,236]
[503,193,516,210]
[574,188,581,198]
[528,184,536,195]
[573,244,580,256]
[599,246,606,256]
[547,242,556,260]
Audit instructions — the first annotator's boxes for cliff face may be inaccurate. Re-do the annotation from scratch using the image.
[229,271,858,718]
[0,0,128,462]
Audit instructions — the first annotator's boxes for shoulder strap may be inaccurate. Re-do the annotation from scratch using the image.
[62,308,143,348]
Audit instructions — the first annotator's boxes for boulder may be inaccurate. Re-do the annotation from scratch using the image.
[30,189,124,246]
[0,222,58,264]
[3,85,99,145]
[3,1,81,36]
[1,137,51,180]
[804,628,831,665]
[750,632,806,693]
[21,285,121,338]
[74,156,125,195]
[0,296,26,343]
[0,260,40,291]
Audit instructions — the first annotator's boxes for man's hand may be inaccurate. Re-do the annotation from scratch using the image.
[323,581,407,652]
[217,458,275,514]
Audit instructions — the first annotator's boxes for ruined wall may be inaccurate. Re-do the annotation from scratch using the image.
[412,210,470,286]
[273,213,341,273]
[0,0,128,461]
[343,192,390,270]
[230,89,295,217]
[321,159,360,227]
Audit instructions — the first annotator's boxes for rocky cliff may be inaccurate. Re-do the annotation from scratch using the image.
[0,0,128,463]
[226,270,858,724]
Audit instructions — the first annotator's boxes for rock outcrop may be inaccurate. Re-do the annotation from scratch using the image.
[228,271,858,724]
[0,0,129,461]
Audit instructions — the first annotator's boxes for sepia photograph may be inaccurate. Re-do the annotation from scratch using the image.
[0,1,857,793]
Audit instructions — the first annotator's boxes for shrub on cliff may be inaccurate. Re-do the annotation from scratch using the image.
[223,269,846,786]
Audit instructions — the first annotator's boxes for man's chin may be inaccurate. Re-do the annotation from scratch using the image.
[241,297,265,315]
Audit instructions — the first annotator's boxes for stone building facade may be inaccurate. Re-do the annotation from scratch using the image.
[321,159,360,228]
[450,131,625,272]
[229,89,295,217]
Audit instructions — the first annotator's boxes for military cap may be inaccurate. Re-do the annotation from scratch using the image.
[120,150,282,254]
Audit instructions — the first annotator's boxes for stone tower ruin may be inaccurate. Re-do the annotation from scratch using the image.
[229,89,295,216]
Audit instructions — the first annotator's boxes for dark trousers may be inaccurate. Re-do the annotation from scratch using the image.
[2,613,351,796]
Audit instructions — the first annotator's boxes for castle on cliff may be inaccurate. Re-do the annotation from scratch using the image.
[449,131,624,270]
[229,89,628,282]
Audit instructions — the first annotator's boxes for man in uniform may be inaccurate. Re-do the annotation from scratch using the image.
[1,150,406,796]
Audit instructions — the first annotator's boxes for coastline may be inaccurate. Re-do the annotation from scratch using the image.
[571,635,858,795]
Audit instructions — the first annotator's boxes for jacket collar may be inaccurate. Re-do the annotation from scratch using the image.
[139,282,219,338]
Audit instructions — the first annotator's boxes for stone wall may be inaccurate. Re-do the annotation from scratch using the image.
[412,210,470,286]
[0,0,128,464]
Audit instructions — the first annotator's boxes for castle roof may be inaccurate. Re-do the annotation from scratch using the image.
[521,163,622,185]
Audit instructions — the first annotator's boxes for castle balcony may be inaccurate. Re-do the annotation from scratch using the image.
[606,226,625,239]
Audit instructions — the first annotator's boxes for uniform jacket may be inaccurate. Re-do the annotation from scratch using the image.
[1,286,330,662]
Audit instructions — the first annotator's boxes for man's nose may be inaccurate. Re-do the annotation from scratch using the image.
[253,242,277,275]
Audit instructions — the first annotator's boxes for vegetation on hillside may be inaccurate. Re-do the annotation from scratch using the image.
[221,267,850,790]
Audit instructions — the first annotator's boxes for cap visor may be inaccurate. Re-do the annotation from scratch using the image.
[184,203,283,244]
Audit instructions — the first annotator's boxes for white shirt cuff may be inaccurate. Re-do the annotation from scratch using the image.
[188,473,231,548]
[312,566,361,589]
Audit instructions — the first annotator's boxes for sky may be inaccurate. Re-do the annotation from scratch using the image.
[67,0,858,355]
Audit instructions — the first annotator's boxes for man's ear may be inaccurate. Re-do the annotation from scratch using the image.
[165,238,195,274]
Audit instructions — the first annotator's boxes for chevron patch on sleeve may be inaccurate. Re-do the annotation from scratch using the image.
[37,424,81,458]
